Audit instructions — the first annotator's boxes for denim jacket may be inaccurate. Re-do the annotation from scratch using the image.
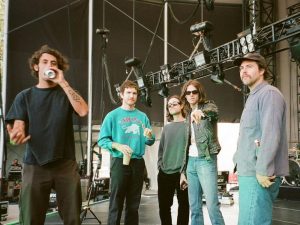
[181,100,221,174]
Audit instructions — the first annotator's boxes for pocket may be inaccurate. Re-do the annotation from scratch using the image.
[241,110,257,128]
[196,135,208,152]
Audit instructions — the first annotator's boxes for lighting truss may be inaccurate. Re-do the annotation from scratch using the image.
[116,11,300,101]
[137,12,300,91]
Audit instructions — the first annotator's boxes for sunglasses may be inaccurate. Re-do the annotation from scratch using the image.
[185,90,199,95]
[167,102,180,108]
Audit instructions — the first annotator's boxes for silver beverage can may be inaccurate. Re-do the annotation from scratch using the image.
[44,69,56,79]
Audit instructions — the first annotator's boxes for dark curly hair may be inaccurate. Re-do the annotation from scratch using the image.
[28,45,69,78]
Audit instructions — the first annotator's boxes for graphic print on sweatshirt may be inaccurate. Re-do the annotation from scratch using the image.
[120,116,143,138]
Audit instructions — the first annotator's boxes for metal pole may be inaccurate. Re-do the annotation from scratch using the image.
[86,0,94,176]
[163,1,168,125]
[250,0,257,35]
[0,0,9,178]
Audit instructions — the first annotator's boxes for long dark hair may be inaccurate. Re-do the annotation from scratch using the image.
[166,95,185,122]
[180,79,206,114]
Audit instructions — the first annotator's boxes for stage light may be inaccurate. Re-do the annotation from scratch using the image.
[210,64,224,84]
[194,50,210,67]
[140,88,152,107]
[237,29,255,54]
[124,57,152,107]
[190,21,213,34]
[158,84,169,98]
[114,83,121,98]
[287,24,300,64]
[124,57,148,89]
[160,64,171,82]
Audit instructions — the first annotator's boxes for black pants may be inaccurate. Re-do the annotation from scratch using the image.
[19,160,82,225]
[108,157,145,225]
[157,170,189,225]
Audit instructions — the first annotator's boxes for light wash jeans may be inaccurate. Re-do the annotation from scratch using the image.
[186,155,225,225]
[238,176,282,225]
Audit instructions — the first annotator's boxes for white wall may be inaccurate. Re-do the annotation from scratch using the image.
[144,123,240,191]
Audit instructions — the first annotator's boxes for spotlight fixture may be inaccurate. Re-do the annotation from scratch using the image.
[204,0,214,11]
[194,50,210,67]
[237,29,255,54]
[190,21,214,34]
[160,64,171,82]
[140,88,152,107]
[210,64,224,84]
[287,24,300,64]
[125,57,147,89]
[189,21,214,55]
[136,77,146,89]
[125,57,152,107]
[114,83,121,98]
[157,84,169,98]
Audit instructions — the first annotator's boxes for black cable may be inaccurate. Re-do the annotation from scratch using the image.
[142,6,164,70]
[168,0,200,25]
[103,53,119,105]
[105,0,189,58]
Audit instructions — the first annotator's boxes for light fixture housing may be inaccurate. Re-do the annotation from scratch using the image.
[194,50,210,67]
[210,64,224,84]
[287,24,300,64]
[160,64,171,82]
[157,84,169,98]
[124,57,152,107]
[237,29,256,54]
[190,21,214,34]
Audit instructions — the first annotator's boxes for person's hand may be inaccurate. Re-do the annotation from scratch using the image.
[256,173,276,188]
[112,142,133,156]
[191,110,205,124]
[46,67,65,84]
[180,173,188,190]
[7,120,31,145]
[142,124,153,139]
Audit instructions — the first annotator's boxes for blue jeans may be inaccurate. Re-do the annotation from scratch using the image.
[238,176,282,225]
[187,155,225,225]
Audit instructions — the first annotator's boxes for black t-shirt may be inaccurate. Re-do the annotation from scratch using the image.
[6,86,76,165]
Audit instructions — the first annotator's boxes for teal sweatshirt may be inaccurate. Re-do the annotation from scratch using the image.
[98,107,155,159]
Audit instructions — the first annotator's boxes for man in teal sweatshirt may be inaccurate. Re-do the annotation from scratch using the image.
[98,80,155,225]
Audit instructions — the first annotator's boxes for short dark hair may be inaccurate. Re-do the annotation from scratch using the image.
[119,80,139,94]
[28,45,69,78]
[180,79,206,113]
[166,95,185,122]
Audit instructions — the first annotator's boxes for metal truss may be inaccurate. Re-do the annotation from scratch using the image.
[288,3,300,16]
[139,12,300,91]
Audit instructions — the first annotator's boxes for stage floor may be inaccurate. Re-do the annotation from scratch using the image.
[4,190,300,225]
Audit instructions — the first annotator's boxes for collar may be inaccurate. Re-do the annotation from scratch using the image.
[249,81,268,95]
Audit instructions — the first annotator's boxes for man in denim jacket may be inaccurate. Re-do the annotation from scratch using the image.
[233,52,289,225]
